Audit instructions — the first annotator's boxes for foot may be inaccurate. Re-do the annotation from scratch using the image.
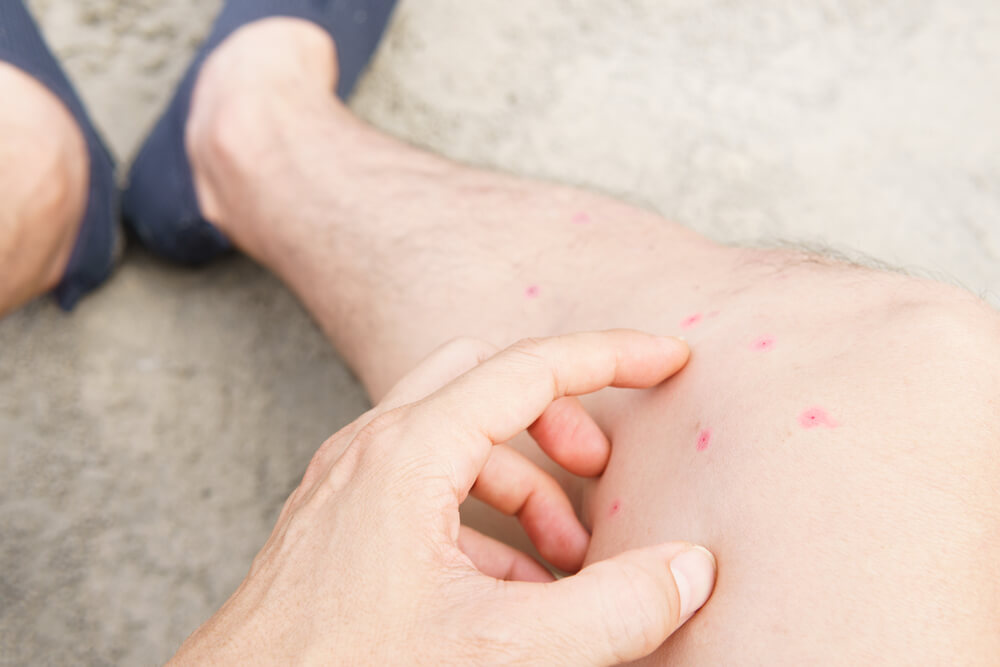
[186,19,339,249]
[122,0,398,266]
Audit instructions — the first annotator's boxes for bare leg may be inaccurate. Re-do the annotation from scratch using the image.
[187,21,1000,664]
[186,19,720,400]
[0,63,88,317]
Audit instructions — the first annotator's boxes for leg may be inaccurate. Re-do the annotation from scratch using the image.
[186,19,715,400]
[187,22,1000,663]
[0,62,88,317]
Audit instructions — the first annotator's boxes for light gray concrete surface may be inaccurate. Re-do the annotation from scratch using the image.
[2,0,998,663]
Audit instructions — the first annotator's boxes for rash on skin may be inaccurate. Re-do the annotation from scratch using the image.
[799,407,838,429]
[696,428,712,451]
[608,499,622,517]
[681,313,703,329]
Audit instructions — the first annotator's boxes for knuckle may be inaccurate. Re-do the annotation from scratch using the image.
[538,398,579,438]
[354,406,381,428]
[299,445,330,488]
[442,335,497,361]
[349,407,440,488]
[298,409,412,494]
[509,336,549,358]
[300,410,379,490]
[506,338,562,393]
[483,599,576,665]
[354,407,409,446]
[595,558,676,662]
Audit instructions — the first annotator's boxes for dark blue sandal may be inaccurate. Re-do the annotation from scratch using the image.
[122,0,397,265]
[0,0,119,310]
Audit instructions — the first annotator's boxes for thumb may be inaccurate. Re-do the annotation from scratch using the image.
[509,543,716,666]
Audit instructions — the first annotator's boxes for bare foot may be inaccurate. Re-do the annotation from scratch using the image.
[186,18,339,245]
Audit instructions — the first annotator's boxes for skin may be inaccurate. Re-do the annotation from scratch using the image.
[186,20,1000,664]
[3,16,999,665]
[169,331,717,665]
[0,62,88,317]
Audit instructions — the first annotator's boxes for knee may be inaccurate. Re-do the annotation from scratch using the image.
[779,268,1000,446]
[872,282,1000,441]
[888,284,1000,370]
[0,137,87,310]
[0,63,87,231]
[11,140,85,235]
[0,65,89,310]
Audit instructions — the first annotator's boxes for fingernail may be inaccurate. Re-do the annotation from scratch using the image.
[669,546,716,622]
[659,335,689,351]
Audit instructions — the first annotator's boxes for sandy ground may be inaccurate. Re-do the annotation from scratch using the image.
[2,0,998,663]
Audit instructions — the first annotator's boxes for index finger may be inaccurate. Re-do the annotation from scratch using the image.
[404,330,689,496]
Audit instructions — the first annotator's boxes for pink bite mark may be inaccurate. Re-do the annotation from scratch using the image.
[572,212,591,224]
[799,407,838,429]
[680,313,703,329]
[608,500,622,517]
[751,335,776,351]
[696,428,712,451]
[525,285,540,299]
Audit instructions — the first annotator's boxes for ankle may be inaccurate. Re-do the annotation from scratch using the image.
[192,17,338,108]
[186,18,338,233]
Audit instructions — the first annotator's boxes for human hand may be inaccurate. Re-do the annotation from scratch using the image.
[169,331,716,666]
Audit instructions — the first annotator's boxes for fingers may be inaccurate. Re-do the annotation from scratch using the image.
[390,339,615,478]
[528,396,610,477]
[298,337,498,499]
[472,444,589,572]
[457,526,554,583]
[506,543,717,665]
[404,330,689,496]
[379,337,499,411]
